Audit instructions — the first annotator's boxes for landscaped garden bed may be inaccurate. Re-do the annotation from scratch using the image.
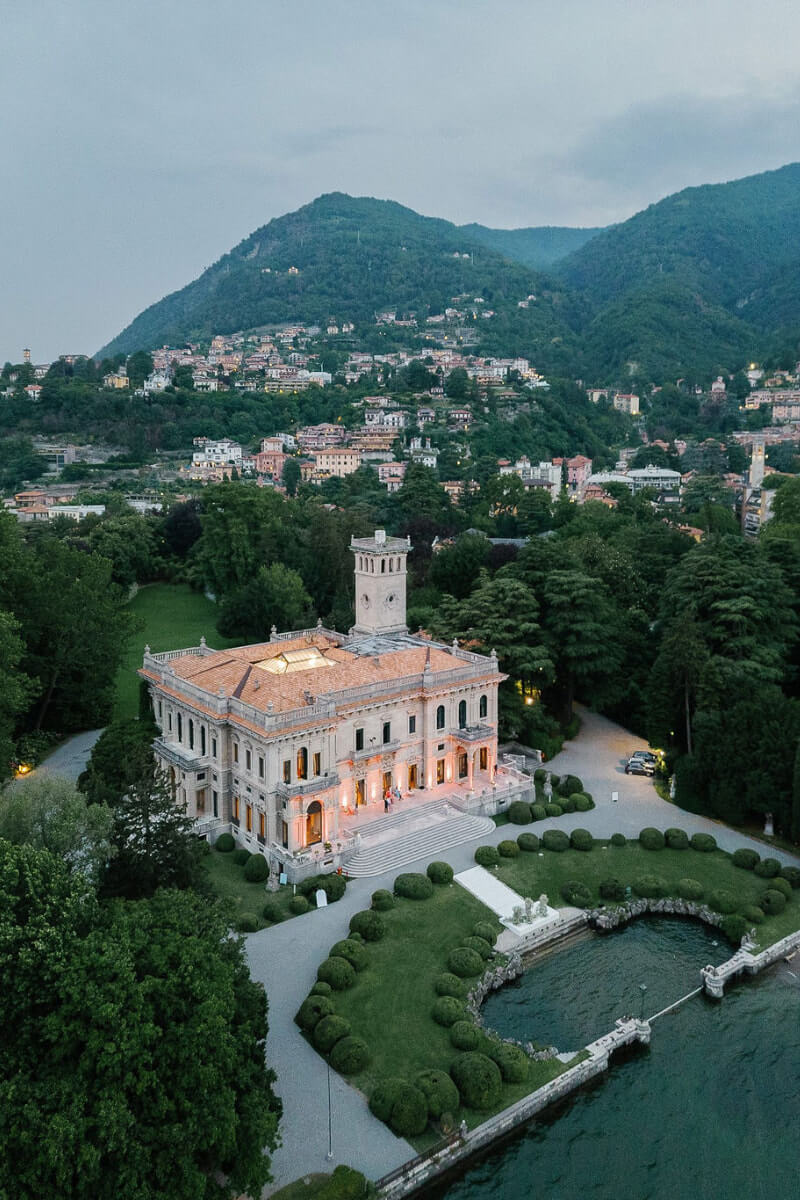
[203,839,347,931]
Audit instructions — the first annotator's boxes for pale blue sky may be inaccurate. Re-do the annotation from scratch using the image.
[3,0,800,361]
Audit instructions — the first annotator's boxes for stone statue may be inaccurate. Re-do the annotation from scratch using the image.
[536,894,549,918]
[543,773,553,800]
[266,861,280,893]
[524,896,534,921]
[511,905,526,925]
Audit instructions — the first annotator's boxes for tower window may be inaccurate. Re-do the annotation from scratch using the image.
[381,559,386,573]
[436,705,445,730]
[479,694,488,719]
[458,700,467,729]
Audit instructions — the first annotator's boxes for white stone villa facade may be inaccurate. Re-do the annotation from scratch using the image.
[140,531,507,876]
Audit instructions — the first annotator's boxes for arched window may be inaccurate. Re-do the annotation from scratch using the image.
[200,726,206,755]
[297,746,308,780]
[458,699,467,729]
[381,558,386,573]
[388,558,393,572]
[306,800,322,845]
[479,694,488,719]
[436,704,445,730]
[188,719,194,750]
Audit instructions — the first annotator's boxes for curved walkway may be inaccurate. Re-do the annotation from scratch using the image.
[246,705,799,1194]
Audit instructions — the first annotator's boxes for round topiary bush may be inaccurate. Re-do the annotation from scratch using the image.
[549,773,560,787]
[633,875,667,899]
[450,1020,480,1050]
[388,1083,429,1137]
[311,980,332,996]
[690,833,717,852]
[610,833,627,847]
[262,899,284,924]
[474,845,500,868]
[435,973,466,998]
[330,939,369,971]
[447,946,484,978]
[762,889,787,915]
[665,828,689,850]
[708,889,738,915]
[768,876,792,899]
[296,994,335,1031]
[432,996,467,1027]
[236,912,258,932]
[732,848,760,871]
[394,872,435,900]
[317,873,347,903]
[557,774,583,797]
[371,889,394,911]
[570,828,594,851]
[215,832,235,853]
[369,1078,405,1122]
[599,877,626,902]
[232,848,251,867]
[780,866,800,889]
[531,804,547,821]
[349,910,386,942]
[533,768,547,784]
[473,921,498,944]
[313,1014,351,1053]
[639,828,665,851]
[290,895,310,915]
[488,1042,529,1083]
[508,800,534,825]
[317,956,356,991]
[720,915,748,945]
[415,1069,460,1120]
[560,796,577,814]
[677,878,704,901]
[462,935,493,960]
[517,832,540,853]
[742,905,765,924]
[561,881,593,907]
[427,860,454,885]
[450,1052,503,1111]
[575,793,594,813]
[243,854,270,882]
[544,803,563,818]
[498,839,520,858]
[330,1036,370,1075]
[754,857,781,879]
[542,829,569,852]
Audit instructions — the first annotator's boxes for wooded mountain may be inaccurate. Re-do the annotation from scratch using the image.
[101,166,800,380]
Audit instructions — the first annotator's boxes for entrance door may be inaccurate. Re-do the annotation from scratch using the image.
[382,771,393,796]
[306,800,322,845]
[436,758,445,785]
[458,752,468,779]
[408,763,418,790]
[355,778,366,807]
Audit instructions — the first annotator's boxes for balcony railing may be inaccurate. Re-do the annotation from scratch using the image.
[275,773,339,803]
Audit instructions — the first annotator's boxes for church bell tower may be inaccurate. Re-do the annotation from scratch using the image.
[350,529,411,636]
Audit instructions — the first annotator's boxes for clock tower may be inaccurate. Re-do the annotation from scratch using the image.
[350,529,411,636]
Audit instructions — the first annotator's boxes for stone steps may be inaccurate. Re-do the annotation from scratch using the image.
[344,809,495,878]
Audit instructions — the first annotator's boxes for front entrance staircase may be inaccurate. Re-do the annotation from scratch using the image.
[341,797,494,878]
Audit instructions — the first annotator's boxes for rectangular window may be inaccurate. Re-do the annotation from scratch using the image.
[211,737,217,759]
[282,819,289,849]
[259,812,265,840]
[212,789,218,818]
[158,701,163,719]
[258,756,265,779]
[246,804,252,833]
[167,711,172,732]
[436,759,445,785]
[233,743,239,763]
[245,749,251,771]
[283,759,291,784]
[313,752,321,776]
[408,715,416,734]
[355,727,364,752]
[479,747,488,771]
[233,795,240,822]
[382,721,391,745]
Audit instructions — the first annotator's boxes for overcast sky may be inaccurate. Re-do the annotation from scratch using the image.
[3,0,800,362]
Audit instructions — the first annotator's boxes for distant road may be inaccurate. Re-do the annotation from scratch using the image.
[35,729,104,782]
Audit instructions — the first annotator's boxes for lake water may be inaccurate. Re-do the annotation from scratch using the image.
[429,919,800,1200]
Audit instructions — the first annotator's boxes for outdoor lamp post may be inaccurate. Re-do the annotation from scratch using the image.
[326,1060,333,1160]
[639,983,647,1021]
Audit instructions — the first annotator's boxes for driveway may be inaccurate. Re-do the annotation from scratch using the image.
[34,729,105,783]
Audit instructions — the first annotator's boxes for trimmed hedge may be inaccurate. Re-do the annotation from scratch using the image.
[395,872,434,900]
[311,980,332,996]
[475,845,500,868]
[707,889,737,915]
[542,829,569,852]
[560,796,577,814]
[296,994,335,1031]
[544,803,563,818]
[432,996,467,1028]
[236,912,258,932]
[507,801,533,825]
[299,873,347,903]
[462,935,493,960]
[317,956,356,991]
[498,839,520,859]
[639,828,665,851]
[262,899,284,923]
[215,832,235,853]
[769,876,792,899]
[473,921,498,943]
[533,768,547,784]
[427,861,454,885]
[743,905,765,924]
[371,889,395,911]
[349,910,386,941]
[561,880,592,907]
[488,1042,529,1083]
[754,858,781,879]
[780,866,800,888]
[665,828,689,850]
[732,848,760,871]
[369,1078,405,1122]
[557,774,583,797]
[599,877,626,902]
[290,895,310,915]
[517,833,540,852]
[243,854,270,882]
[690,833,717,852]
[330,1036,370,1075]
[447,947,485,978]
[720,915,748,945]
[330,939,368,971]
[313,1014,351,1053]
[677,878,704,901]
[450,1021,480,1051]
[415,1069,460,1120]
[575,793,594,813]
[232,848,251,867]
[633,875,667,899]
[450,1052,503,1111]
[570,828,593,851]
[762,889,787,915]
[531,804,547,821]
[435,973,467,999]
[610,833,627,847]
[388,1083,429,1137]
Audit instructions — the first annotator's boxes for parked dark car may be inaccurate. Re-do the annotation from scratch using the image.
[625,757,654,776]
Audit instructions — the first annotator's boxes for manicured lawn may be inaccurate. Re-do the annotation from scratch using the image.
[270,1175,332,1200]
[203,849,298,931]
[114,583,240,720]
